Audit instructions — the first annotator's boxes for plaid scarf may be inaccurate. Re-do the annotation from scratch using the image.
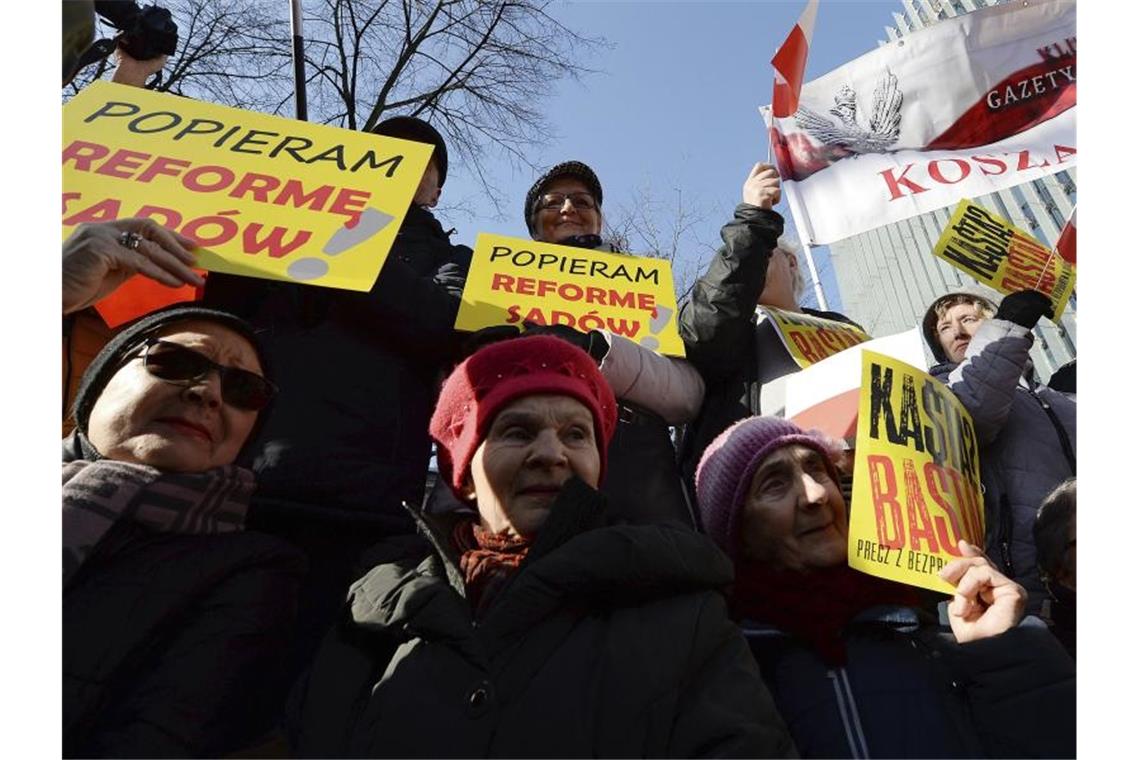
[453,520,531,617]
[62,459,254,587]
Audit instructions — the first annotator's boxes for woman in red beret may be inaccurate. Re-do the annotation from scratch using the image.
[289,335,794,758]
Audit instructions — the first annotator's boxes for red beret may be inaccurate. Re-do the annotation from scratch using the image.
[430,335,617,496]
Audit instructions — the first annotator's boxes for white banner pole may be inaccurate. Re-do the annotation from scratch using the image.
[803,242,829,311]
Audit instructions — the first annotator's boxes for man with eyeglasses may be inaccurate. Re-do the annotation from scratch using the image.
[516,160,705,528]
[203,116,472,674]
[921,288,1076,619]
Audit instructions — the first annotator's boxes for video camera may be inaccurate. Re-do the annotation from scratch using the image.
[94,0,179,61]
[64,0,179,86]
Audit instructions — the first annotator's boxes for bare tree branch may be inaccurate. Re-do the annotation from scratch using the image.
[64,0,605,212]
[605,183,719,301]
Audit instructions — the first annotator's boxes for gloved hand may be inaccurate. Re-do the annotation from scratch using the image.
[522,321,609,363]
[994,289,1054,328]
[556,234,604,250]
[459,325,520,359]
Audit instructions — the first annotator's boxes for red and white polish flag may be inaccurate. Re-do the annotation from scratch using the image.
[771,0,820,118]
[1055,206,1076,265]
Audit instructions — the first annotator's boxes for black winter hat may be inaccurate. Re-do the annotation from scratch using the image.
[72,305,268,435]
[524,161,603,234]
[372,116,449,187]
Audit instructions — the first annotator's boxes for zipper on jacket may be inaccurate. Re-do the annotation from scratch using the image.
[827,667,871,758]
[998,493,1015,578]
[1026,387,1076,474]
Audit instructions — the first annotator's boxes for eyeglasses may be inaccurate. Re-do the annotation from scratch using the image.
[537,192,598,212]
[137,338,276,411]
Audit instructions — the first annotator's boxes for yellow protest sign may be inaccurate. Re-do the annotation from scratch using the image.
[455,233,685,356]
[932,199,1076,321]
[759,306,870,368]
[62,81,433,292]
[848,350,985,593]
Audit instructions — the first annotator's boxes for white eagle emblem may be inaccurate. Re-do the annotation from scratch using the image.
[794,69,903,153]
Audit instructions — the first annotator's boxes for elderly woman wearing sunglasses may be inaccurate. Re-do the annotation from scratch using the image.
[62,304,305,758]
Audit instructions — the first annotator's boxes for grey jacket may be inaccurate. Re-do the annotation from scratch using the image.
[930,318,1076,614]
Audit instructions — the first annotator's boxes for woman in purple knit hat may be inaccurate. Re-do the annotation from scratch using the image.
[695,415,1075,759]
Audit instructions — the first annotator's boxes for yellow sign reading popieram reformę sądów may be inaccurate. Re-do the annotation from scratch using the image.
[62,81,433,292]
[455,233,686,357]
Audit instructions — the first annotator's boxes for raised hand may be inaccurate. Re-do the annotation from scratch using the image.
[63,219,203,315]
[110,47,169,88]
[742,162,782,210]
[938,540,1027,644]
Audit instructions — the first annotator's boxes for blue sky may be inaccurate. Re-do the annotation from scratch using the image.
[440,0,905,311]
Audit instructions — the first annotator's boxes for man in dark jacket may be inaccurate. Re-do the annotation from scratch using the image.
[678,162,862,489]
[203,116,472,671]
[923,288,1076,617]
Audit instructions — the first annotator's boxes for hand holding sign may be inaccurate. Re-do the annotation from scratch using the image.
[63,218,203,315]
[994,289,1054,329]
[938,540,1027,644]
[742,162,782,210]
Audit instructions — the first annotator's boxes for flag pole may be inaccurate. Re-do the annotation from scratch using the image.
[290,0,308,121]
[767,0,822,308]
[803,242,828,311]
[779,179,829,311]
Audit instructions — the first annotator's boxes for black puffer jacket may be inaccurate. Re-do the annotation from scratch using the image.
[677,204,861,486]
[205,205,472,524]
[63,522,306,758]
[205,206,472,669]
[289,480,796,758]
[745,607,1076,758]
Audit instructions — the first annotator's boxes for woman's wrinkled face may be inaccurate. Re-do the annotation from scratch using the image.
[738,444,848,572]
[533,177,602,243]
[465,394,600,539]
[85,320,263,473]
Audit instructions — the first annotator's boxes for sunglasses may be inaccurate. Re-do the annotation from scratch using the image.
[136,338,276,411]
[537,192,598,212]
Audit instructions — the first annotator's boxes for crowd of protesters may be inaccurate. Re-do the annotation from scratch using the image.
[61,29,1076,760]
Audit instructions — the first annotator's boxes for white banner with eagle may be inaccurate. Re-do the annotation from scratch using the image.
[761,0,1075,246]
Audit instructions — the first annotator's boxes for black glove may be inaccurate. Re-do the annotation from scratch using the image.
[555,233,604,250]
[521,321,609,363]
[459,324,520,359]
[994,289,1054,328]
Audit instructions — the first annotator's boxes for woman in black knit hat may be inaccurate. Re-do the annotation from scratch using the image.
[62,304,305,758]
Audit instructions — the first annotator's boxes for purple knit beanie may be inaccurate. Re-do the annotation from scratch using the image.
[695,416,843,558]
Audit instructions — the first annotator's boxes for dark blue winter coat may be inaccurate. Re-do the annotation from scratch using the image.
[744,606,1075,758]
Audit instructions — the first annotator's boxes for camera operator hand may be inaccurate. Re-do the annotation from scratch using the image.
[63,219,203,315]
[110,47,167,88]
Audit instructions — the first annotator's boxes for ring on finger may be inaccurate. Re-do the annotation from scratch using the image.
[119,231,144,250]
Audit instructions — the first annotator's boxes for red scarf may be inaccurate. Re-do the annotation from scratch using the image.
[731,560,921,666]
[454,520,531,616]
